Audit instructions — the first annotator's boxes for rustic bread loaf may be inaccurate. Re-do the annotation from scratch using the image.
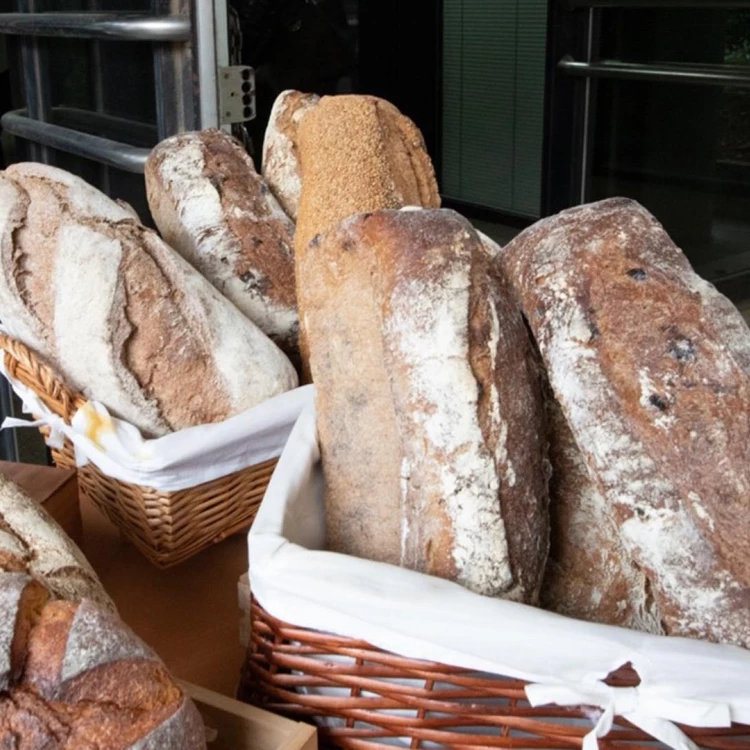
[0,476,114,612]
[541,398,662,633]
[502,197,750,647]
[301,208,549,601]
[0,163,297,437]
[262,90,320,220]
[295,95,441,257]
[0,590,205,748]
[145,130,299,360]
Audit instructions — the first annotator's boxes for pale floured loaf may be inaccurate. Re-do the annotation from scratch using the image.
[502,197,750,647]
[262,90,320,220]
[145,130,299,361]
[0,476,114,612]
[301,208,549,601]
[0,162,297,437]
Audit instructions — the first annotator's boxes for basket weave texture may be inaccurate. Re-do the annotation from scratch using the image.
[240,597,750,750]
[0,334,275,568]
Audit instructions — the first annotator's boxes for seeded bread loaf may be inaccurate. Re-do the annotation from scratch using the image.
[301,208,549,601]
[0,476,113,612]
[262,90,320,220]
[0,163,297,438]
[0,587,205,748]
[145,130,299,361]
[502,197,750,646]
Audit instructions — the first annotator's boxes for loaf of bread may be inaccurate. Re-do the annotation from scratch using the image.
[294,95,441,377]
[262,90,320,220]
[0,163,297,437]
[0,476,114,612]
[541,399,662,633]
[0,584,205,748]
[502,197,750,647]
[145,130,299,361]
[302,208,549,601]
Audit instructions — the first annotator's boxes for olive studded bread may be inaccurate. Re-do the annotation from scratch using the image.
[501,197,750,647]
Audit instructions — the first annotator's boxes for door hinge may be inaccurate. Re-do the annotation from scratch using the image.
[218,66,255,125]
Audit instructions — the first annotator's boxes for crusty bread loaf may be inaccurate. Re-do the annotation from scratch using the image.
[295,95,441,257]
[145,130,299,361]
[302,208,549,601]
[0,476,114,612]
[541,398,662,633]
[502,197,750,647]
[0,163,297,437]
[262,90,320,220]
[0,591,205,748]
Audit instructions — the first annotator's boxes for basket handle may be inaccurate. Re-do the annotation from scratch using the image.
[0,333,86,424]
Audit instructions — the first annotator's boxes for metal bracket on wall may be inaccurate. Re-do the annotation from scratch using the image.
[218,65,255,125]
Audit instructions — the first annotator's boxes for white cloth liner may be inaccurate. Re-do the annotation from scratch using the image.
[0,349,315,492]
[249,399,750,750]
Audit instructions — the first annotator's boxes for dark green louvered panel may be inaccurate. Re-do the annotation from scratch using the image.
[442,0,548,217]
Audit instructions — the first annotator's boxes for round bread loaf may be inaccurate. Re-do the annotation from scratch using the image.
[262,90,320,220]
[145,130,299,362]
[301,208,549,601]
[0,163,297,437]
[501,197,750,647]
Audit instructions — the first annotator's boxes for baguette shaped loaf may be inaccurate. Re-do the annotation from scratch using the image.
[1,163,297,437]
[145,130,299,360]
[542,399,662,633]
[301,209,549,601]
[0,476,114,611]
[0,597,205,748]
[502,197,750,646]
[262,90,320,220]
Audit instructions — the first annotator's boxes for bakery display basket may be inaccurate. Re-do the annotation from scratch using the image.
[239,598,750,750]
[0,333,276,568]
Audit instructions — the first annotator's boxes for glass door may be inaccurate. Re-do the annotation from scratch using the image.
[548,1,750,311]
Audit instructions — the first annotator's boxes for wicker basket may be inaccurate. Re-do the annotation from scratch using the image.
[0,334,276,568]
[240,598,750,750]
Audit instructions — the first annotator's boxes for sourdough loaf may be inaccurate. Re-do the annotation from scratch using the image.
[301,208,549,601]
[0,590,205,748]
[295,95,440,257]
[0,476,113,612]
[0,163,297,437]
[145,130,299,360]
[262,90,320,220]
[502,197,750,646]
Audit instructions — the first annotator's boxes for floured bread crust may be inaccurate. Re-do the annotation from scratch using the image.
[541,398,662,633]
[502,197,750,647]
[262,90,320,220]
[0,476,114,612]
[0,162,297,437]
[146,130,299,361]
[302,208,548,601]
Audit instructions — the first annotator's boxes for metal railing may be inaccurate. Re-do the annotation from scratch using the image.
[558,57,750,88]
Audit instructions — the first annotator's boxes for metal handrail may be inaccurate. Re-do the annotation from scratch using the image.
[558,57,750,87]
[0,12,190,41]
[1,110,150,172]
[566,1,750,7]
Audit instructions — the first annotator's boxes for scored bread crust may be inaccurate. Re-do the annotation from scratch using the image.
[145,130,299,361]
[0,598,205,749]
[1,162,297,437]
[262,90,320,221]
[502,197,750,646]
[302,208,548,601]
